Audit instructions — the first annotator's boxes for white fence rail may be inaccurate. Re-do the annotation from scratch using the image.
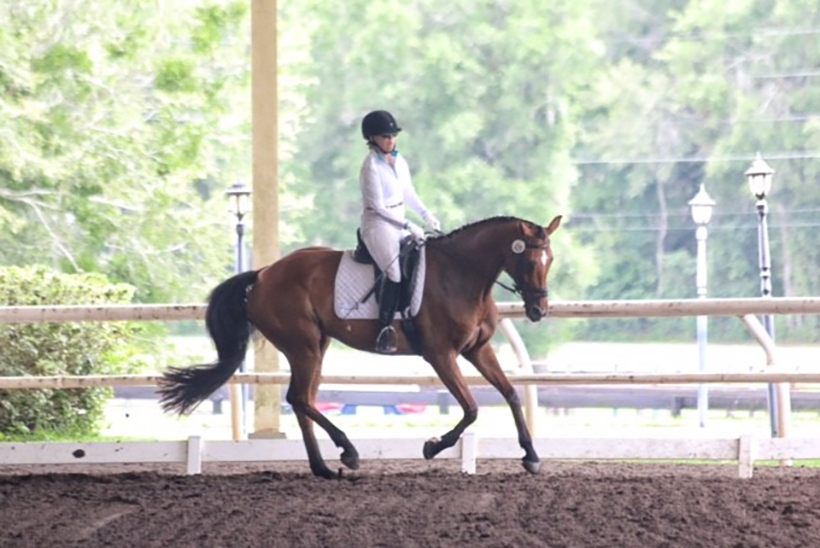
[1,297,819,323]
[0,433,813,479]
[1,297,819,477]
[2,372,820,390]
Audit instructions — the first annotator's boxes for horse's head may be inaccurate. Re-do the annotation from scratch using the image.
[504,215,562,322]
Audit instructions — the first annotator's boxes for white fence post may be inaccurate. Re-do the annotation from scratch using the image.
[737,435,755,479]
[187,436,202,475]
[461,432,477,474]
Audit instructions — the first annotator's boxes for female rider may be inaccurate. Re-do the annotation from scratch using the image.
[358,110,440,353]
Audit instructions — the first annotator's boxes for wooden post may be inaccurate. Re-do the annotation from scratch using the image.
[250,0,282,438]
[229,384,242,441]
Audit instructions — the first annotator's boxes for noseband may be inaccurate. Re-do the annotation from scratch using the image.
[496,239,550,301]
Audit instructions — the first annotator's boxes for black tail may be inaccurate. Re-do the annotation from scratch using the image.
[158,270,260,415]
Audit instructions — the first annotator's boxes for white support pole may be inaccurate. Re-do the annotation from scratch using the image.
[740,314,792,440]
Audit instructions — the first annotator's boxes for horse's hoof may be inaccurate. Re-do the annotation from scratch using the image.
[423,438,440,460]
[311,466,340,480]
[522,458,541,475]
[340,450,360,470]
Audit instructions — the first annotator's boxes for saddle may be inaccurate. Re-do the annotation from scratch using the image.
[353,229,424,353]
[353,229,422,313]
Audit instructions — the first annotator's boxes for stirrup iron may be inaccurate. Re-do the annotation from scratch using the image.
[376,325,398,353]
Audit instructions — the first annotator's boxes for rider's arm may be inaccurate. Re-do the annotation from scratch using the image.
[397,155,430,221]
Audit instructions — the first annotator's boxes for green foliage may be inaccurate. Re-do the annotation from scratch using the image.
[571,0,820,342]
[1,0,818,349]
[0,1,250,303]
[0,266,140,436]
[155,58,198,93]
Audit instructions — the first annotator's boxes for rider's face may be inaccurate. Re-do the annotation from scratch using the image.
[373,133,397,152]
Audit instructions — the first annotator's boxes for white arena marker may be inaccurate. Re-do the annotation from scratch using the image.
[461,432,477,474]
[187,436,202,475]
[738,435,755,479]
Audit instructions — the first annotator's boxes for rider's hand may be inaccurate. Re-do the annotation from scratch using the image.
[422,211,441,232]
[406,222,426,241]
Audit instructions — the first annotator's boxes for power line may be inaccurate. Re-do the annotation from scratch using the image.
[755,70,820,80]
[569,208,820,220]
[572,151,820,166]
[601,26,820,46]
[565,222,820,234]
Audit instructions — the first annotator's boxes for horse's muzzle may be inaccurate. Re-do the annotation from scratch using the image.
[526,302,548,322]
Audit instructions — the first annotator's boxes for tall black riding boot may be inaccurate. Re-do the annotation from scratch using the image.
[375,278,401,353]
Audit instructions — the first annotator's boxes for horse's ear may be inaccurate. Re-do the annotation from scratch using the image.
[546,215,562,235]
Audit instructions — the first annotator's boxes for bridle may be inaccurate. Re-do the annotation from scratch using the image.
[427,232,551,302]
[494,238,551,301]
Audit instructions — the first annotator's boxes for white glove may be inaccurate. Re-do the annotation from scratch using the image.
[422,211,441,231]
[406,221,426,241]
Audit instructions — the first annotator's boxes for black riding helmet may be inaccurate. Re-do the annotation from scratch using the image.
[361,110,402,140]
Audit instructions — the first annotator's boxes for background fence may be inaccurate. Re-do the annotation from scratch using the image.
[2,297,820,477]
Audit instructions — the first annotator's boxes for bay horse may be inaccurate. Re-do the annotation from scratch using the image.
[159,215,562,479]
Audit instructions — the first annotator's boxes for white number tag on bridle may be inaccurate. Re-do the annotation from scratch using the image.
[511,239,526,254]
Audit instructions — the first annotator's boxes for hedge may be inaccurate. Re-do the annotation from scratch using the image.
[0,266,140,437]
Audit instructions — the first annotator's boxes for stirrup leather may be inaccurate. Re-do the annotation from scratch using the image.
[375,325,398,353]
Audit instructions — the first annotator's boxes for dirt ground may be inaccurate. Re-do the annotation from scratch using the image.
[2,459,820,548]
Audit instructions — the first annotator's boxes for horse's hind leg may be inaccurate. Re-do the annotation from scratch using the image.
[284,342,360,479]
[463,342,540,474]
[422,351,479,460]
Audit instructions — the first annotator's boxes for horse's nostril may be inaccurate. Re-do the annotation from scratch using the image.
[529,305,547,319]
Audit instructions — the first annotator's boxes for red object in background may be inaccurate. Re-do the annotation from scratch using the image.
[316,402,343,413]
[396,404,426,414]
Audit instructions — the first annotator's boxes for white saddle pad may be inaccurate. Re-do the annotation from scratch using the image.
[334,249,426,320]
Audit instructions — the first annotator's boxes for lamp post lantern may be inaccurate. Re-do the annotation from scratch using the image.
[226,180,252,438]
[688,184,715,428]
[745,152,779,437]
[226,181,252,271]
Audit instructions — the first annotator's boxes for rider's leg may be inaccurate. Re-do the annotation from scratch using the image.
[360,222,402,353]
[375,276,401,353]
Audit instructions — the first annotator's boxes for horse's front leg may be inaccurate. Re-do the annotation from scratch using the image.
[422,351,478,460]
[462,342,540,474]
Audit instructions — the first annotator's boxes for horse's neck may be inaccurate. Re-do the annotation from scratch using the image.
[434,223,514,296]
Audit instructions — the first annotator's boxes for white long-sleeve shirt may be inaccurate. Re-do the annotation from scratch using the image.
[359,150,429,230]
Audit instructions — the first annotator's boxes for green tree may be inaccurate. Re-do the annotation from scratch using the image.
[0,1,254,302]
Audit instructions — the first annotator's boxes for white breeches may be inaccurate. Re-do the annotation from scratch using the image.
[360,221,403,283]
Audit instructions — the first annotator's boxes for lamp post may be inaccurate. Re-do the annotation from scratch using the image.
[688,184,715,428]
[745,152,779,438]
[226,181,252,438]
